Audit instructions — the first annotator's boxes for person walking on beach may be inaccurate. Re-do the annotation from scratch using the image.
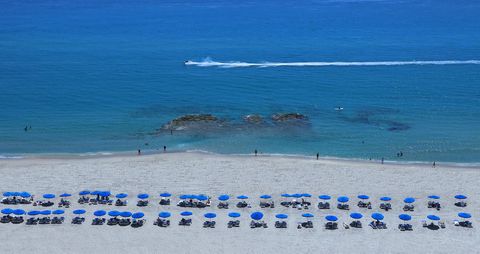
[137,149,141,155]
[433,161,436,168]
[254,149,258,156]
[316,152,319,160]
[163,146,167,152]
[381,157,384,164]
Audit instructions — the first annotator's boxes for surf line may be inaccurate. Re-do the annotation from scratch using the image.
[184,59,480,68]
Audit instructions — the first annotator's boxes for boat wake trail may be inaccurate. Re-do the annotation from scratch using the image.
[185,58,480,68]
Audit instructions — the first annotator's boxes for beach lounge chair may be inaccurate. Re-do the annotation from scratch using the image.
[379,203,392,211]
[179,218,192,226]
[0,216,11,224]
[131,219,145,228]
[318,202,331,209]
[217,202,229,209]
[357,201,372,209]
[91,218,105,225]
[250,220,267,228]
[159,199,171,205]
[402,204,414,212]
[236,201,249,208]
[203,221,216,228]
[274,221,287,228]
[11,216,24,224]
[459,221,473,228]
[137,200,149,207]
[455,201,467,207]
[301,221,314,229]
[39,217,51,225]
[26,218,38,225]
[439,221,445,229]
[51,217,64,224]
[325,222,338,230]
[228,220,240,228]
[115,199,127,206]
[119,219,131,226]
[58,199,70,208]
[107,218,119,226]
[71,217,85,224]
[154,218,171,227]
[349,220,362,228]
[337,203,349,210]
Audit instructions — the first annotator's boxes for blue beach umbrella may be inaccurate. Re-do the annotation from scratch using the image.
[319,195,331,200]
[3,192,13,197]
[73,209,86,215]
[455,195,467,200]
[132,212,144,219]
[1,208,14,215]
[179,194,192,200]
[458,213,472,219]
[59,193,71,198]
[337,196,349,203]
[302,213,314,218]
[91,191,100,196]
[40,210,52,216]
[79,190,90,196]
[159,212,171,218]
[99,191,111,197]
[350,213,363,219]
[281,194,291,198]
[291,194,302,198]
[399,214,412,221]
[137,193,149,199]
[43,194,55,199]
[228,212,241,218]
[326,215,338,222]
[428,195,440,200]
[93,210,106,217]
[218,195,230,201]
[180,211,193,217]
[116,193,128,199]
[13,209,26,215]
[380,196,392,202]
[427,215,440,221]
[371,213,384,221]
[196,195,208,201]
[160,192,172,198]
[204,213,216,219]
[20,192,31,198]
[260,195,271,199]
[28,210,41,216]
[120,211,132,218]
[251,212,264,220]
[404,197,415,204]
[52,210,64,215]
[237,195,249,200]
[276,214,288,219]
[302,193,312,198]
[358,195,369,200]
[108,211,121,217]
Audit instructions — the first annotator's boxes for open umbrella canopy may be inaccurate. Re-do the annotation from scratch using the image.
[20,192,31,198]
[91,191,100,195]
[358,195,369,200]
[204,213,217,219]
[132,212,144,219]
[371,213,384,221]
[43,194,55,199]
[3,192,13,197]
[428,195,440,200]
[1,208,14,215]
[28,210,41,216]
[326,215,338,222]
[399,214,412,221]
[59,193,72,198]
[137,193,149,199]
[159,212,171,218]
[251,212,264,220]
[350,213,363,219]
[73,209,86,215]
[79,190,90,196]
[404,197,415,204]
[281,194,291,198]
[52,210,64,215]
[237,195,249,200]
[196,195,208,201]
[427,215,440,221]
[40,210,51,216]
[160,192,172,198]
[218,195,230,201]
[13,209,25,215]
[302,213,314,218]
[116,193,128,199]
[458,212,472,219]
[228,212,241,218]
[260,195,272,199]
[94,210,106,217]
[276,214,288,219]
[179,194,193,200]
[108,211,121,217]
[318,195,331,200]
[120,211,132,218]
[181,211,193,216]
[98,191,111,197]
[302,193,312,198]
[291,194,302,198]
[455,195,467,200]
[337,196,349,203]
[380,196,392,202]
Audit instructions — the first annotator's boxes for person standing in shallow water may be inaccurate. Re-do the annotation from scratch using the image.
[163,146,167,152]
[254,149,258,156]
[137,149,141,155]
[433,161,436,168]
[316,153,319,160]
[381,157,384,164]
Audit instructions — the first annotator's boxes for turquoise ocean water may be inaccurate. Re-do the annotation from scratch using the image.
[1,0,479,162]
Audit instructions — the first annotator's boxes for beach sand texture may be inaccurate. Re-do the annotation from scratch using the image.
[0,152,479,254]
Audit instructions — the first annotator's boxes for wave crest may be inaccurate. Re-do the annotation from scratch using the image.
[185,58,480,68]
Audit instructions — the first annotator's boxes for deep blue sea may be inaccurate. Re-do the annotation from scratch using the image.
[1,0,479,162]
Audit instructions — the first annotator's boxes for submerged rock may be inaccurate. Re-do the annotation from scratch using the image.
[272,113,308,122]
[243,114,263,124]
[161,114,220,130]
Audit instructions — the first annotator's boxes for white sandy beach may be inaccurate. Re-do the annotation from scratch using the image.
[0,152,479,254]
